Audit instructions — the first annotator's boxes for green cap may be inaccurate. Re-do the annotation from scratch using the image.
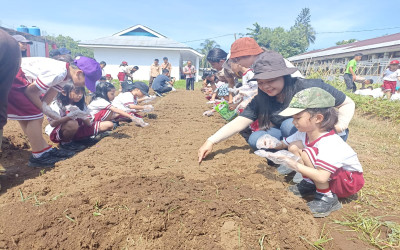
[279,87,335,117]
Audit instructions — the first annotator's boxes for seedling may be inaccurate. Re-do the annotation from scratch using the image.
[299,223,332,249]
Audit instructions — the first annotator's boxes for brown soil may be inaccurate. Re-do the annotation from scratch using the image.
[0,90,398,249]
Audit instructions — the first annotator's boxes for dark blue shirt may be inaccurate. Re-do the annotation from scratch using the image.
[152,74,170,91]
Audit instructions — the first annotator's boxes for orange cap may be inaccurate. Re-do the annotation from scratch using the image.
[230,37,263,59]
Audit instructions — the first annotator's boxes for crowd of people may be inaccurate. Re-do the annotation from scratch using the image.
[0,31,157,171]
[1,31,368,219]
[198,37,364,218]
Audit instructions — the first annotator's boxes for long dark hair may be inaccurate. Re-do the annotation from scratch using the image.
[92,82,115,102]
[55,83,86,111]
[256,75,297,130]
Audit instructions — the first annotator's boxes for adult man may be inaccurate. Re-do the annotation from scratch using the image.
[161,57,172,77]
[183,60,196,90]
[1,30,22,173]
[149,59,161,88]
[152,69,175,96]
[344,53,363,92]
[12,34,32,57]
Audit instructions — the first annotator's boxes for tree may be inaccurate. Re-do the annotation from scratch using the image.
[197,39,220,68]
[294,7,316,45]
[336,39,357,45]
[46,34,94,58]
[245,8,315,57]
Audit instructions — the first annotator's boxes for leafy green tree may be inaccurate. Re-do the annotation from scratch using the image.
[197,39,220,68]
[336,39,357,45]
[246,8,315,57]
[46,34,94,58]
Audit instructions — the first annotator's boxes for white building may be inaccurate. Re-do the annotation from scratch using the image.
[79,25,203,81]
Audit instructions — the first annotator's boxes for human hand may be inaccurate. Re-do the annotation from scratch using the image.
[255,134,281,149]
[67,110,90,120]
[42,102,61,120]
[203,110,214,116]
[254,150,300,170]
[131,116,149,127]
[198,140,213,163]
[352,75,356,81]
[229,103,238,111]
[142,105,154,113]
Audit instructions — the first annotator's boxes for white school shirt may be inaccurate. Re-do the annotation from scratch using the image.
[283,130,363,173]
[88,98,112,120]
[383,69,400,81]
[21,57,70,93]
[112,92,137,112]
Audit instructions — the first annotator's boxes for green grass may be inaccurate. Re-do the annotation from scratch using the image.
[333,211,400,249]
[307,71,400,123]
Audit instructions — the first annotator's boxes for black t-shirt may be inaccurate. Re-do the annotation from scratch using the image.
[240,78,347,126]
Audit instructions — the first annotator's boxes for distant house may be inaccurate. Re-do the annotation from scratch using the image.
[288,33,400,78]
[79,25,203,81]
[0,26,55,57]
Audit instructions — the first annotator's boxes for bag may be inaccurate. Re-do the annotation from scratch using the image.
[329,168,364,198]
[214,101,238,121]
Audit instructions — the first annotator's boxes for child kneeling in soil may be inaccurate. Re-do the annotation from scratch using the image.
[44,83,114,151]
[257,87,364,218]
[112,81,154,119]
[88,82,148,127]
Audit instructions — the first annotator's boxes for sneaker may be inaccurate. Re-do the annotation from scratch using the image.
[288,180,316,197]
[277,164,294,175]
[112,121,120,130]
[59,142,87,152]
[76,137,99,147]
[307,193,342,218]
[28,151,63,168]
[93,131,112,140]
[292,172,304,183]
[48,148,75,159]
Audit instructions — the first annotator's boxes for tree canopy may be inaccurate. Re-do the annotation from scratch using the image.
[246,8,316,58]
[197,39,220,68]
[46,34,94,58]
[335,39,358,45]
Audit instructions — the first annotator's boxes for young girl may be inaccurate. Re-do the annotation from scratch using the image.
[382,60,400,99]
[88,82,148,127]
[112,81,154,118]
[118,61,129,81]
[7,56,102,167]
[44,83,114,152]
[257,87,364,218]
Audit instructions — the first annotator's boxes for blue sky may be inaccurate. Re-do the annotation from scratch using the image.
[1,0,399,54]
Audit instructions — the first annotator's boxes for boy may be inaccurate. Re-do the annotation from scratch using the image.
[344,53,363,92]
[152,69,175,96]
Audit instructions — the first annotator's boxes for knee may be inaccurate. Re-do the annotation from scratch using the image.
[100,121,114,131]
[62,120,79,139]
[248,131,268,150]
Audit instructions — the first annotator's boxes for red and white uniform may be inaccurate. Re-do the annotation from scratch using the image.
[112,92,137,112]
[7,57,71,120]
[45,101,100,143]
[88,98,113,122]
[284,130,364,197]
[284,130,363,173]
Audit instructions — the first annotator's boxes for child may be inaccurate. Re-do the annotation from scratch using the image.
[44,83,114,152]
[88,82,148,127]
[7,56,102,167]
[112,81,154,118]
[118,61,129,81]
[208,75,230,103]
[257,87,364,218]
[229,62,258,112]
[382,60,400,99]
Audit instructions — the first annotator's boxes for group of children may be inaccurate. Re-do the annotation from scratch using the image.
[198,40,364,218]
[5,55,155,168]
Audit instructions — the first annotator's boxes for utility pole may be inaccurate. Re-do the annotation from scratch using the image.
[234,33,237,40]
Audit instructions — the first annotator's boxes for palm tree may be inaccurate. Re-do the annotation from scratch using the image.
[294,8,316,45]
[198,39,220,68]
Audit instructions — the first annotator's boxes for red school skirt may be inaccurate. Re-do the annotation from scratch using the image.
[7,68,43,120]
[382,80,396,94]
[93,109,113,122]
[50,119,101,143]
[329,168,365,198]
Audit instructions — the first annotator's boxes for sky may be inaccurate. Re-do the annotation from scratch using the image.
[1,0,399,54]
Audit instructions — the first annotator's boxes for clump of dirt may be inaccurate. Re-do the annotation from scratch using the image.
[0,91,321,249]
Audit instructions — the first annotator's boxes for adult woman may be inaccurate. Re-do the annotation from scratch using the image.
[198,50,355,162]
